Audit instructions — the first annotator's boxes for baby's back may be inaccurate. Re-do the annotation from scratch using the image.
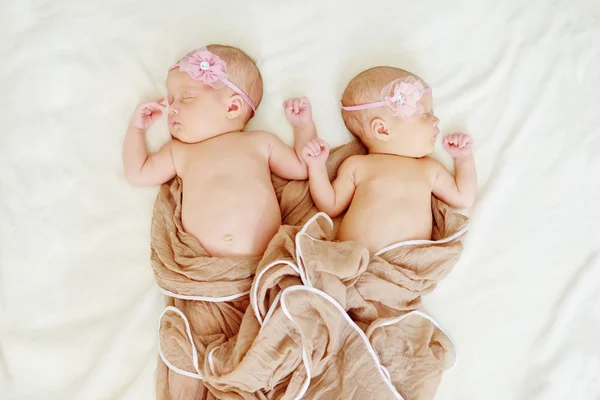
[173,132,281,257]
[338,155,435,253]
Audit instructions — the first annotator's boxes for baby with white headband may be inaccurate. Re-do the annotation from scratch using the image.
[300,66,477,253]
[123,45,315,256]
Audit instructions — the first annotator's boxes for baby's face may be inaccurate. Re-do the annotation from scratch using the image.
[385,92,440,157]
[166,69,230,143]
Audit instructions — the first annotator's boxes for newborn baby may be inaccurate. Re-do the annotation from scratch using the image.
[300,66,477,253]
[123,45,315,256]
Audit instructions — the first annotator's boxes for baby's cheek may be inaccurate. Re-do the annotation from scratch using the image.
[419,119,433,131]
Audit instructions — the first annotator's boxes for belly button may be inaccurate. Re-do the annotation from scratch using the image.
[222,234,234,244]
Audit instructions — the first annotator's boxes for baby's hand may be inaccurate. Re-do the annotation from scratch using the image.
[443,132,474,159]
[130,98,166,131]
[302,138,329,168]
[283,97,313,127]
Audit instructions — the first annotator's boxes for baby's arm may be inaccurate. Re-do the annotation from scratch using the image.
[267,97,318,180]
[432,132,477,208]
[265,133,310,180]
[283,97,317,164]
[305,146,358,218]
[122,98,177,186]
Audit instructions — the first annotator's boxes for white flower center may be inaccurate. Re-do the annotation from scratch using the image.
[199,61,210,71]
[395,93,406,105]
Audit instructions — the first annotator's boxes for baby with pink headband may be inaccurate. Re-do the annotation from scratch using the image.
[123,45,316,256]
[300,66,478,253]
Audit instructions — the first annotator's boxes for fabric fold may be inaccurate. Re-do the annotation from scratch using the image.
[152,141,469,400]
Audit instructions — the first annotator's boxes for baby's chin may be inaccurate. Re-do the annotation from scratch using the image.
[169,125,181,139]
[169,125,192,143]
[406,145,435,158]
[423,143,436,156]
[170,125,212,144]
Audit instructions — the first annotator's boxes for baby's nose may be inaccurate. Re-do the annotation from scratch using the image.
[169,107,178,115]
[431,115,440,126]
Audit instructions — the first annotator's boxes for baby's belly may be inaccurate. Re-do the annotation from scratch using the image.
[337,198,433,254]
[180,181,282,257]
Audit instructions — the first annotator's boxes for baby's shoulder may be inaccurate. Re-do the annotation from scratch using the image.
[420,156,446,181]
[167,138,189,156]
[168,139,199,169]
[343,154,368,166]
[339,154,367,172]
[335,155,369,183]
[243,130,279,149]
[420,155,443,169]
[165,139,188,172]
[244,129,275,141]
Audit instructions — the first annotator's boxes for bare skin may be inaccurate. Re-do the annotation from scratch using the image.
[123,68,315,256]
[172,131,299,256]
[299,90,477,254]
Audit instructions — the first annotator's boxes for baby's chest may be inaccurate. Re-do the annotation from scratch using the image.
[360,162,431,188]
[178,143,266,175]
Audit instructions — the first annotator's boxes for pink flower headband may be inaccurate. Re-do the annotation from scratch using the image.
[169,47,256,114]
[341,76,431,118]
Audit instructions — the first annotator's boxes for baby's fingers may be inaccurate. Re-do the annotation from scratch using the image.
[316,138,329,153]
[305,140,319,155]
[316,138,328,147]
[298,97,310,108]
[140,101,164,113]
[313,141,323,155]
[150,110,163,120]
[303,143,316,156]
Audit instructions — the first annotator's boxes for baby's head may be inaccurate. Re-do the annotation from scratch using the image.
[341,66,439,157]
[166,45,263,143]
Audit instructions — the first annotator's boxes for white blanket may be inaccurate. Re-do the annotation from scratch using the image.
[1,0,599,399]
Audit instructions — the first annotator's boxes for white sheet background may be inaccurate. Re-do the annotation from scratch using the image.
[1,0,599,399]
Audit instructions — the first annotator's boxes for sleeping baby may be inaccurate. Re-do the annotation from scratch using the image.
[123,45,316,256]
[299,66,477,253]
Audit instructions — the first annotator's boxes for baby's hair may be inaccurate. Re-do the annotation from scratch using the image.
[207,44,263,119]
[341,66,425,140]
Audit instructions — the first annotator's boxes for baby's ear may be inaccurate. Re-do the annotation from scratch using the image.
[370,118,391,142]
[226,95,245,120]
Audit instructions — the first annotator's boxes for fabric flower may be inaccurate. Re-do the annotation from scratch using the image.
[178,49,229,88]
[383,76,427,117]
